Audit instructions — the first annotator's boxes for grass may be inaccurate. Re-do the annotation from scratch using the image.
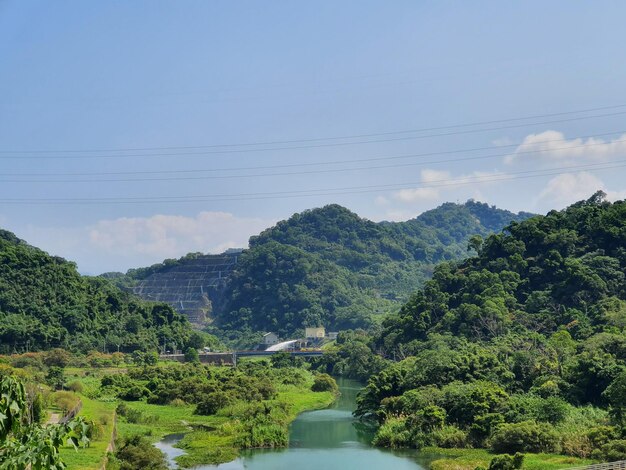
[56,365,336,469]
[58,395,117,470]
[167,380,335,467]
[426,447,596,470]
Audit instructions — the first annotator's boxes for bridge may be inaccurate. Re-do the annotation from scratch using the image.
[160,348,323,366]
[235,350,324,358]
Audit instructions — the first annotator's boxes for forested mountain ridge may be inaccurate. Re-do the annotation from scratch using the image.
[378,191,626,351]
[352,192,626,458]
[214,201,533,337]
[0,229,192,353]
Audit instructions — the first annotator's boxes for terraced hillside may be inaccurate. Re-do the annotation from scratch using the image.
[109,252,241,324]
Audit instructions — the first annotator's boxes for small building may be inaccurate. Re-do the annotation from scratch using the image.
[305,326,325,340]
[263,332,279,346]
[327,331,339,341]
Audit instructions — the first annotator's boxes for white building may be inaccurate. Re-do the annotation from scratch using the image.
[263,332,279,346]
[305,326,325,339]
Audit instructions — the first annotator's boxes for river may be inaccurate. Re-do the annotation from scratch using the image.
[157,378,436,470]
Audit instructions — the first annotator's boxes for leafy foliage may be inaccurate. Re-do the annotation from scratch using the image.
[215,201,531,337]
[357,193,626,460]
[0,375,89,470]
[0,229,193,353]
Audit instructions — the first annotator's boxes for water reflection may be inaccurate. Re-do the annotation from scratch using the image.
[159,378,431,470]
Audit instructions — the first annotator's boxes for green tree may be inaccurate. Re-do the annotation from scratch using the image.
[603,370,626,425]
[184,347,200,363]
[0,375,89,470]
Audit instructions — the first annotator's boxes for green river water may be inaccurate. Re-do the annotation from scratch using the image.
[157,378,437,470]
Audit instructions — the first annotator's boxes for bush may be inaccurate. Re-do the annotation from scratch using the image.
[52,391,79,414]
[311,374,338,393]
[67,380,84,393]
[372,417,412,448]
[470,413,505,443]
[489,421,560,454]
[87,421,104,440]
[113,435,168,470]
[432,425,469,448]
[43,349,71,368]
[535,397,569,424]
[487,453,524,470]
[118,385,150,401]
[184,347,199,363]
[592,440,626,462]
[195,391,235,415]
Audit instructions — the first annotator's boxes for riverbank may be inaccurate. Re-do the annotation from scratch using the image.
[57,361,336,469]
[424,447,594,470]
[157,381,336,467]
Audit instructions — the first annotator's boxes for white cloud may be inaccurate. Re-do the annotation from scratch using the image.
[506,131,626,164]
[374,195,390,206]
[395,187,439,202]
[536,172,626,209]
[391,168,502,203]
[17,211,275,274]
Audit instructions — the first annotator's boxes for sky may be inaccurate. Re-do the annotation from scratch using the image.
[1,1,626,274]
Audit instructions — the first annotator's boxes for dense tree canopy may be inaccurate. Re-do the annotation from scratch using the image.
[0,229,193,353]
[214,201,532,337]
[355,193,626,459]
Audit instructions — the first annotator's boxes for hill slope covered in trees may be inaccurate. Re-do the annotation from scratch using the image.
[352,192,626,460]
[213,200,533,337]
[0,229,192,353]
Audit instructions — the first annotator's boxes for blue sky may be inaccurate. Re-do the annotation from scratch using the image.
[1,1,626,273]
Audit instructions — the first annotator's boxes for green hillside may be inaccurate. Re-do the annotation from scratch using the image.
[0,229,192,353]
[214,200,533,337]
[351,192,626,460]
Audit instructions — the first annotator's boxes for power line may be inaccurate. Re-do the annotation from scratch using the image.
[1,108,626,158]
[2,159,624,204]
[2,136,625,183]
[3,129,624,178]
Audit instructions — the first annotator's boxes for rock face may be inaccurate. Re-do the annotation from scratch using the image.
[132,253,239,324]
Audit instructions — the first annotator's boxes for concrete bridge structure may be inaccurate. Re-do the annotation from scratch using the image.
[160,348,323,366]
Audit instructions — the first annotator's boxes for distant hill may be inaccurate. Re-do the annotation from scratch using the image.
[0,229,192,353]
[213,200,534,337]
[105,252,241,323]
[379,192,626,351]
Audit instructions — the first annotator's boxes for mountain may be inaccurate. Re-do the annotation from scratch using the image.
[104,252,241,324]
[0,229,192,353]
[379,191,626,351]
[212,200,534,337]
[353,192,626,456]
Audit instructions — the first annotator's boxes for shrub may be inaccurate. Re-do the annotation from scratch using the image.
[487,453,524,470]
[587,426,618,448]
[87,421,104,440]
[169,398,186,407]
[43,349,72,368]
[67,380,84,393]
[372,417,412,448]
[592,440,626,462]
[52,391,79,414]
[470,413,505,443]
[440,381,508,427]
[195,391,235,415]
[311,374,338,393]
[432,425,469,448]
[125,408,144,424]
[535,397,569,424]
[184,347,199,363]
[118,385,150,401]
[489,421,560,454]
[113,435,168,470]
